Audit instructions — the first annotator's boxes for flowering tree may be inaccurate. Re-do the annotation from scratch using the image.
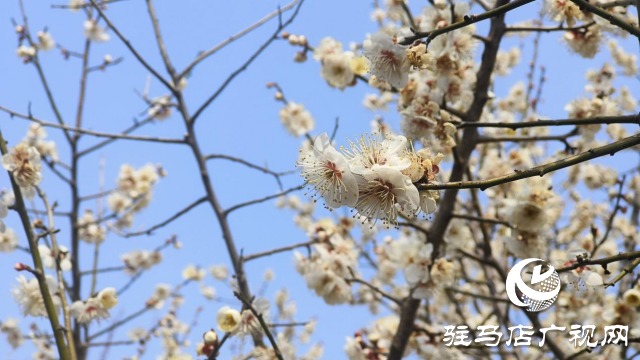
[2,0,640,359]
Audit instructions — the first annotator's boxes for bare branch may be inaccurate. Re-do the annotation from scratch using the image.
[77,117,155,157]
[451,213,513,227]
[36,187,78,360]
[457,114,640,129]
[346,277,402,305]
[505,21,596,32]
[190,0,305,124]
[242,240,317,262]
[224,184,304,215]
[557,249,640,273]
[417,134,640,191]
[0,106,186,144]
[88,0,174,91]
[569,0,640,39]
[123,196,208,237]
[178,0,301,79]
[205,154,296,190]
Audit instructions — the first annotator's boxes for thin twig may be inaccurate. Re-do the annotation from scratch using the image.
[123,196,207,237]
[0,106,186,144]
[242,240,317,262]
[234,292,284,360]
[178,0,300,78]
[224,185,304,215]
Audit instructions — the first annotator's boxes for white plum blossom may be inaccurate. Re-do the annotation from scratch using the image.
[344,133,411,175]
[2,143,43,199]
[298,133,359,208]
[69,288,117,324]
[36,31,55,51]
[39,245,72,271]
[217,306,241,333]
[279,102,315,137]
[0,228,18,252]
[84,20,110,42]
[363,31,408,88]
[355,164,420,225]
[210,264,229,280]
[320,52,355,90]
[11,275,61,318]
[16,45,36,59]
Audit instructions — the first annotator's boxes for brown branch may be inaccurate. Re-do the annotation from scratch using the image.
[190,0,305,124]
[447,288,511,303]
[399,0,534,45]
[451,213,513,227]
[557,250,640,272]
[123,196,207,237]
[51,0,127,9]
[0,106,186,144]
[36,187,78,360]
[569,0,640,38]
[388,0,510,358]
[457,114,640,129]
[178,0,300,78]
[593,177,626,255]
[224,184,304,215]
[417,134,640,191]
[599,0,634,8]
[88,0,174,91]
[400,1,416,29]
[80,265,125,276]
[0,130,71,360]
[242,240,317,262]
[234,292,284,360]
[205,154,296,190]
[18,0,73,144]
[346,278,402,305]
[88,306,150,341]
[605,258,640,288]
[77,117,155,157]
[86,57,124,73]
[505,21,596,32]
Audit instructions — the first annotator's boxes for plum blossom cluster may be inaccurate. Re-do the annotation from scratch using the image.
[11,275,61,318]
[70,287,118,324]
[298,132,443,227]
[2,143,43,200]
[107,163,165,228]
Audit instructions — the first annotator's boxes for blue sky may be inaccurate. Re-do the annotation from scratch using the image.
[1,0,639,359]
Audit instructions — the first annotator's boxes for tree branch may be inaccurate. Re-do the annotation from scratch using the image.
[457,114,640,129]
[88,0,174,91]
[178,0,300,79]
[0,129,70,360]
[0,106,186,144]
[417,134,640,191]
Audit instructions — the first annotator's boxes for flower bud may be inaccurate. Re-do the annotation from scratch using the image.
[288,34,299,45]
[293,51,307,63]
[203,330,218,345]
[14,262,30,271]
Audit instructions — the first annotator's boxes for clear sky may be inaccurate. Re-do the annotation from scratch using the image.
[1,0,639,359]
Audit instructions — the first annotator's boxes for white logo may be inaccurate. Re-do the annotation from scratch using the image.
[506,258,560,312]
